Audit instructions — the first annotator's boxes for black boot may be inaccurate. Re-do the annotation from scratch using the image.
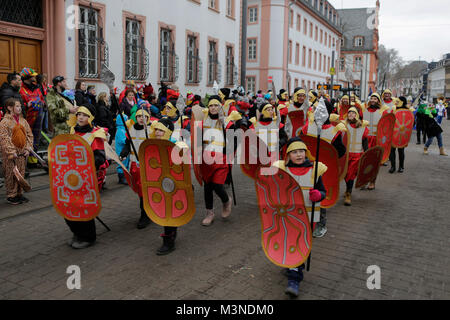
[137,211,151,229]
[118,173,128,185]
[389,166,396,174]
[157,232,176,255]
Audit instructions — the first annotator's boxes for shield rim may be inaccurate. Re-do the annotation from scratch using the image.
[138,138,196,227]
[255,167,312,268]
[355,146,383,189]
[392,110,414,148]
[48,134,101,221]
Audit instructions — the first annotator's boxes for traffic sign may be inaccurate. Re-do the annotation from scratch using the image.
[330,67,336,75]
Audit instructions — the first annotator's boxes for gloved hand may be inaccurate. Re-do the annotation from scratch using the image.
[309,189,322,202]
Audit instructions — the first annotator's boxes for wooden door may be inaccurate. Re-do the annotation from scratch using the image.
[0,35,41,84]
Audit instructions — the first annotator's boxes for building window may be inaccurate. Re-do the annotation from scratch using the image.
[0,0,43,28]
[340,57,345,71]
[327,56,330,72]
[246,76,256,93]
[186,35,201,84]
[209,0,219,10]
[302,46,306,67]
[341,38,344,47]
[289,40,292,64]
[297,14,301,31]
[295,43,300,65]
[125,19,145,80]
[314,51,317,70]
[294,78,299,89]
[309,22,313,38]
[304,18,308,35]
[78,6,100,79]
[323,55,326,73]
[289,9,293,28]
[354,36,364,47]
[308,48,312,69]
[324,32,327,46]
[315,26,318,41]
[320,29,323,43]
[226,0,234,17]
[160,28,176,82]
[248,7,258,23]
[355,56,362,71]
[307,80,311,91]
[247,38,257,61]
[319,53,322,71]
[226,45,235,86]
[320,1,323,13]
[208,40,219,85]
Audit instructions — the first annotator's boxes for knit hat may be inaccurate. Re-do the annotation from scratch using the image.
[20,67,38,79]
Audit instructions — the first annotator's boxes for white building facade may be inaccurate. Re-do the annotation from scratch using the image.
[245,0,341,95]
[64,0,242,96]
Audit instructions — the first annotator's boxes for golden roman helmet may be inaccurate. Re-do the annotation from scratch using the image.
[347,106,360,120]
[261,103,276,120]
[308,90,318,104]
[293,88,306,103]
[149,120,173,140]
[67,106,94,128]
[286,140,314,162]
[135,109,151,124]
[370,92,382,104]
[162,101,177,118]
[382,89,393,100]
[341,95,349,103]
[280,90,289,100]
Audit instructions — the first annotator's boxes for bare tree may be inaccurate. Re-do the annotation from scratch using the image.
[377,44,405,89]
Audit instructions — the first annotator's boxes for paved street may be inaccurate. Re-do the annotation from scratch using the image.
[0,122,450,300]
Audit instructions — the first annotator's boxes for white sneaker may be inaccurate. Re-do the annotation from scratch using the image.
[313,226,327,238]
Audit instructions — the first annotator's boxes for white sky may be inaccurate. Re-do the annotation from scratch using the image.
[328,0,450,63]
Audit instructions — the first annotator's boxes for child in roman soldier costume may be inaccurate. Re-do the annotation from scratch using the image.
[273,137,327,297]
[300,99,346,237]
[284,88,310,139]
[161,98,191,142]
[343,107,369,206]
[119,109,153,229]
[199,95,241,226]
[337,95,363,121]
[218,88,237,116]
[382,89,395,110]
[250,101,288,155]
[276,89,290,124]
[389,96,414,173]
[362,93,390,189]
[65,106,109,249]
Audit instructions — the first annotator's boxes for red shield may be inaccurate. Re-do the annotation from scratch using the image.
[392,110,414,148]
[139,139,195,227]
[190,117,203,186]
[287,110,305,137]
[376,113,396,163]
[255,168,312,268]
[355,146,383,188]
[339,129,350,181]
[301,135,340,208]
[339,104,350,121]
[48,134,101,221]
[240,129,272,180]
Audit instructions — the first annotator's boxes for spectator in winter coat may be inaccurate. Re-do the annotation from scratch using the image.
[96,92,115,139]
[0,72,24,115]
[46,76,77,136]
[115,113,129,185]
[120,89,136,117]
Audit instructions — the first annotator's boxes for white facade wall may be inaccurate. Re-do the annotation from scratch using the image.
[65,0,241,96]
[246,0,341,94]
[428,67,446,100]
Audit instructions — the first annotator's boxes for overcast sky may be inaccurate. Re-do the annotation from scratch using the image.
[328,0,450,63]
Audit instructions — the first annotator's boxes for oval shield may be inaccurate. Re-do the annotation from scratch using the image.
[300,135,340,208]
[255,168,312,268]
[376,113,396,163]
[48,134,101,221]
[355,146,384,189]
[392,110,414,148]
[139,139,195,227]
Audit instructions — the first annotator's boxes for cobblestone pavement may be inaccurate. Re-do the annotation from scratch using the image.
[0,122,449,300]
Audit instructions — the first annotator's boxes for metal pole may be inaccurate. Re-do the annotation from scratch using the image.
[240,0,248,88]
[330,49,335,99]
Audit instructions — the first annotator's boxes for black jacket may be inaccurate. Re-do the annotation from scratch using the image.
[96,100,114,132]
[0,82,24,112]
[424,113,443,138]
[75,89,97,117]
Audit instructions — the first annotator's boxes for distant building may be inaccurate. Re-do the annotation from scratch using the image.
[427,53,450,101]
[337,0,379,100]
[387,61,428,98]
[245,0,342,94]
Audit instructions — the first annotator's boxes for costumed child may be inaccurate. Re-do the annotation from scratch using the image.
[389,96,413,173]
[119,109,153,229]
[274,137,327,297]
[343,107,369,206]
[199,95,241,226]
[0,98,33,205]
[66,106,109,249]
